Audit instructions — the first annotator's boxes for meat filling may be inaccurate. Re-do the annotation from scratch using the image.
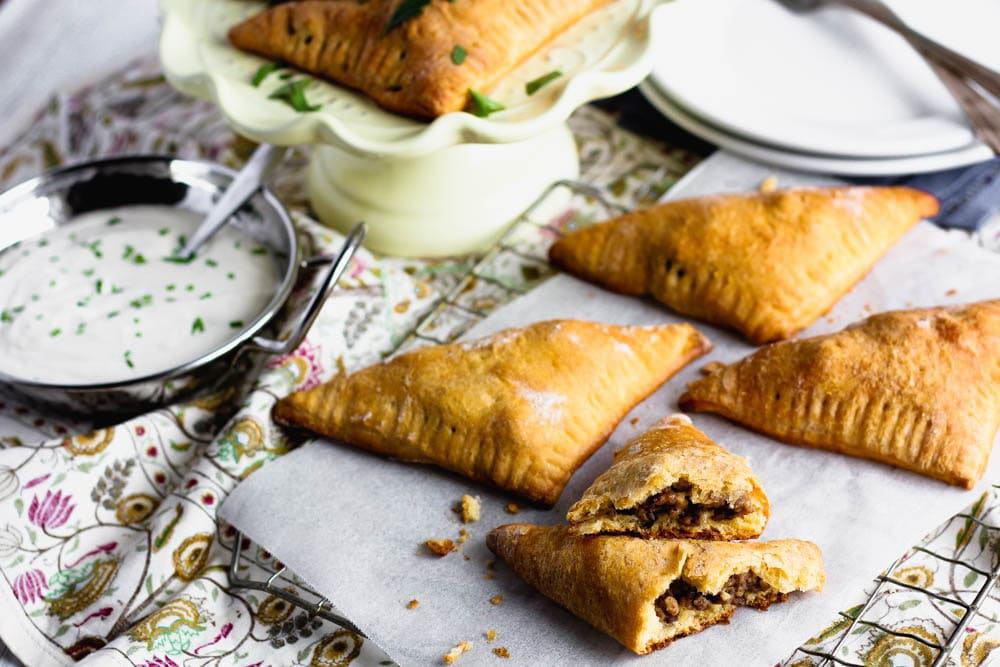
[629,480,754,528]
[654,572,787,624]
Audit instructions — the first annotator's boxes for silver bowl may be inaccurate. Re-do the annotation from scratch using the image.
[0,155,363,420]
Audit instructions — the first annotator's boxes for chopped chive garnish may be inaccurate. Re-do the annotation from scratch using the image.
[83,268,95,277]
[252,62,280,87]
[251,246,267,255]
[95,279,103,294]
[226,272,235,280]
[108,310,120,319]
[107,217,122,226]
[199,292,213,300]
[525,70,562,96]
[205,258,218,267]
[123,245,134,259]
[49,328,61,337]
[451,45,467,65]
[386,0,430,31]
[75,323,86,335]
[166,283,176,291]
[133,254,147,265]
[158,227,170,236]
[129,294,153,309]
[268,79,321,112]
[191,317,205,334]
[87,241,103,258]
[162,255,194,264]
[468,89,505,117]
[38,239,49,247]
[124,350,134,368]
[30,294,39,302]
[186,284,195,292]
[111,285,124,294]
[0,310,11,323]
[229,320,244,329]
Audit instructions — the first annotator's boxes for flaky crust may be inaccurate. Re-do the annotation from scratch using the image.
[549,186,939,344]
[228,0,609,119]
[274,320,711,506]
[566,414,769,539]
[487,524,824,654]
[680,300,1000,488]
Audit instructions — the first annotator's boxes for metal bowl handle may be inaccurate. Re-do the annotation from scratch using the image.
[240,223,366,358]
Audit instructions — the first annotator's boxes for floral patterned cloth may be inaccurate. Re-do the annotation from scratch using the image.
[0,57,998,667]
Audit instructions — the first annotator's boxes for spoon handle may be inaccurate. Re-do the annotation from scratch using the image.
[180,143,288,258]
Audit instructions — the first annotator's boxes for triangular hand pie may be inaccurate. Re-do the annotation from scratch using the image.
[549,187,938,344]
[487,524,824,654]
[680,300,1000,488]
[229,0,608,119]
[274,320,711,506]
[567,414,769,539]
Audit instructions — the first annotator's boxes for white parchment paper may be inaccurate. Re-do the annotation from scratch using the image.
[221,153,1000,666]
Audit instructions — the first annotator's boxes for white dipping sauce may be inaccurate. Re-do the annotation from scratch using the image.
[0,205,279,384]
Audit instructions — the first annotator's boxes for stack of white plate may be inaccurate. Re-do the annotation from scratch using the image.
[641,0,998,175]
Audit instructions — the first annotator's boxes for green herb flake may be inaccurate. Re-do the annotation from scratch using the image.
[49,328,61,337]
[199,292,213,300]
[467,89,505,117]
[162,255,194,265]
[186,284,195,292]
[106,216,122,226]
[252,62,281,87]
[191,317,205,334]
[111,285,124,294]
[0,310,11,323]
[251,246,267,255]
[87,240,103,259]
[451,45,467,65]
[158,227,170,236]
[205,258,218,268]
[95,279,103,294]
[166,283,176,291]
[82,268,96,277]
[526,70,562,96]
[133,254,147,265]
[268,79,321,112]
[107,310,120,319]
[124,350,134,368]
[229,320,245,329]
[129,294,153,309]
[386,0,431,32]
[227,272,236,281]
[122,245,134,259]
[75,323,86,335]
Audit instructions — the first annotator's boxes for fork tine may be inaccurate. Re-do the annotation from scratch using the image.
[926,58,1000,156]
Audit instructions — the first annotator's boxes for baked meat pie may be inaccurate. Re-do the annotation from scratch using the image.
[274,320,711,506]
[549,187,939,344]
[567,414,769,539]
[487,524,824,654]
[229,0,609,119]
[681,300,1000,488]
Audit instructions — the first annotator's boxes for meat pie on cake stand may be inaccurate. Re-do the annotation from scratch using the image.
[159,0,668,257]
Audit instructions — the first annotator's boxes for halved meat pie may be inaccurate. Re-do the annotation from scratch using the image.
[567,414,769,540]
[487,524,824,654]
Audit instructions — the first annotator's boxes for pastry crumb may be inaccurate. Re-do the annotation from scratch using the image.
[504,502,521,515]
[489,594,504,606]
[629,417,639,426]
[485,629,497,642]
[407,599,420,609]
[945,288,957,296]
[493,647,510,659]
[458,494,481,523]
[458,528,471,545]
[443,640,473,664]
[426,539,457,556]
[759,175,779,193]
[463,554,471,561]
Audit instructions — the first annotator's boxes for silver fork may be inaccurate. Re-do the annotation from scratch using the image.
[775,0,1000,155]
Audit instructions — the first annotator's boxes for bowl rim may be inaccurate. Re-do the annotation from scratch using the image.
[0,154,300,393]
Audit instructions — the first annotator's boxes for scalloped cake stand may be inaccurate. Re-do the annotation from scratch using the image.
[160,0,667,257]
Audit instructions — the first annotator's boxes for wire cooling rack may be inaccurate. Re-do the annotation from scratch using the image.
[225,181,1000,666]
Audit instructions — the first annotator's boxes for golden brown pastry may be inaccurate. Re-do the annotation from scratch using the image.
[566,414,769,539]
[680,300,1000,488]
[487,524,824,654]
[549,187,939,344]
[274,320,711,506]
[229,0,608,119]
